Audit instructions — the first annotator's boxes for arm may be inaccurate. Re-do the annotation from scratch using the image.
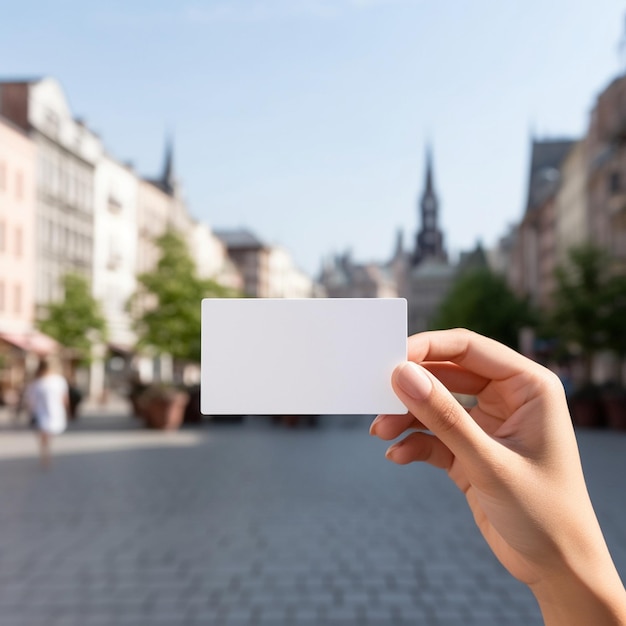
[371,329,626,626]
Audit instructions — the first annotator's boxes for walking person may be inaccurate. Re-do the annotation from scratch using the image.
[25,359,69,468]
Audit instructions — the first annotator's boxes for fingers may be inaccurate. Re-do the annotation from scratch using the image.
[408,329,534,382]
[385,431,454,469]
[391,361,493,465]
[422,362,489,396]
[370,413,426,440]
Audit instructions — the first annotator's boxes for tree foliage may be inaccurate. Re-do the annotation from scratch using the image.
[551,245,611,359]
[132,230,236,362]
[38,273,107,364]
[550,245,626,381]
[431,267,533,349]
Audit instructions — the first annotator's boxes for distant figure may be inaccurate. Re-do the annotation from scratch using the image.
[25,359,69,468]
[67,381,83,420]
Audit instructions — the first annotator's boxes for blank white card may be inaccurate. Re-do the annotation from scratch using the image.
[201,298,407,415]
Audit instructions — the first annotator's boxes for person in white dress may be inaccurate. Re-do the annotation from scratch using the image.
[25,359,69,468]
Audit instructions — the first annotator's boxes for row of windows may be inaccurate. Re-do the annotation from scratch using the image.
[38,218,91,260]
[0,160,26,201]
[38,149,92,212]
[0,281,23,315]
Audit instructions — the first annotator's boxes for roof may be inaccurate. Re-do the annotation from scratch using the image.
[0,76,43,86]
[526,139,576,213]
[214,228,267,249]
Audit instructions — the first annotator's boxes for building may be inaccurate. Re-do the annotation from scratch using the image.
[0,78,102,310]
[0,114,55,401]
[267,246,314,298]
[91,153,140,397]
[93,155,138,351]
[554,140,588,269]
[0,115,36,334]
[215,229,271,298]
[508,138,575,309]
[406,148,454,333]
[319,252,399,299]
[136,142,194,278]
[586,74,626,273]
[215,229,313,298]
[318,146,454,334]
[189,220,243,292]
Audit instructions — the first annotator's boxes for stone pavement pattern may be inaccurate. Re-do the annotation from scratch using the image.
[0,415,625,626]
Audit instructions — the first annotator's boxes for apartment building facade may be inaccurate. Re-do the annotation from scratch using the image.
[0,78,102,310]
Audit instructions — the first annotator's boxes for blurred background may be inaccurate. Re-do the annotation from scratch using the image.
[1,2,626,625]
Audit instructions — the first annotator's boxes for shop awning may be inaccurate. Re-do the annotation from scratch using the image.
[0,330,60,355]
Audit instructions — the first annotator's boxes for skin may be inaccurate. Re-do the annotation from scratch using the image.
[370,329,626,626]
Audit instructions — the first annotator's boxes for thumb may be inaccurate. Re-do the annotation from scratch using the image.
[392,361,492,464]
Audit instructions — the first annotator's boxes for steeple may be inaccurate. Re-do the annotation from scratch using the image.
[424,144,434,195]
[412,144,447,266]
[160,134,175,196]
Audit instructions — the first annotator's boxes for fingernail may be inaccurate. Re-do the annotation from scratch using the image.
[369,415,383,436]
[395,362,432,400]
[385,441,402,460]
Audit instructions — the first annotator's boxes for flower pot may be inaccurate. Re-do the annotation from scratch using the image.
[139,386,189,430]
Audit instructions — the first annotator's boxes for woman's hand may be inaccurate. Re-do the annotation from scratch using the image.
[370,329,626,625]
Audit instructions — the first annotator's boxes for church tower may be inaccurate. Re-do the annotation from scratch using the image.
[412,146,447,266]
[160,135,176,196]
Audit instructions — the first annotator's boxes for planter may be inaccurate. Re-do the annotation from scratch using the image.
[139,385,189,430]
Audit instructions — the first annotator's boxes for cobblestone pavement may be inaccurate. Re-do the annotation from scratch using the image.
[1,414,625,626]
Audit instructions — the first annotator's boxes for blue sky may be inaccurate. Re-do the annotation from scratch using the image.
[1,0,624,275]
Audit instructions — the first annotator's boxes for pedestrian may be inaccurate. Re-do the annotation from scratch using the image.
[370,329,626,626]
[25,358,69,469]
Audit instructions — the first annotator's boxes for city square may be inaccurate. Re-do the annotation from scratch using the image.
[1,411,625,625]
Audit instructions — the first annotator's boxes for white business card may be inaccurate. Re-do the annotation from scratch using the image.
[201,298,407,415]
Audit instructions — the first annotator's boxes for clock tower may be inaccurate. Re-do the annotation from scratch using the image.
[412,146,447,266]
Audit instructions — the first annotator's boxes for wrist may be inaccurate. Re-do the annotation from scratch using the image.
[530,555,626,626]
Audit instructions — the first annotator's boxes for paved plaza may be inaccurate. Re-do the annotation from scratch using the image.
[1,411,625,626]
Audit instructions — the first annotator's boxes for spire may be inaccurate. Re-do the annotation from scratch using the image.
[412,142,447,267]
[424,143,434,195]
[161,134,175,196]
[394,228,404,257]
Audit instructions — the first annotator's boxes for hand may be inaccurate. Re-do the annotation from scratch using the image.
[370,329,626,625]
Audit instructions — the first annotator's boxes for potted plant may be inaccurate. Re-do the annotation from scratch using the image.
[137,384,189,430]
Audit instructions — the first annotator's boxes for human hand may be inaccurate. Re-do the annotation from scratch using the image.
[370,329,626,625]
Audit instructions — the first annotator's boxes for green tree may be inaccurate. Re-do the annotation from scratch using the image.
[604,273,626,385]
[132,229,236,363]
[550,245,611,383]
[38,273,107,364]
[551,244,626,384]
[431,267,533,349]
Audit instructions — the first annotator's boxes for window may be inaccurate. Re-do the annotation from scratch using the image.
[15,171,23,201]
[14,285,21,315]
[0,281,4,312]
[44,109,60,137]
[15,227,22,257]
[0,220,5,253]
